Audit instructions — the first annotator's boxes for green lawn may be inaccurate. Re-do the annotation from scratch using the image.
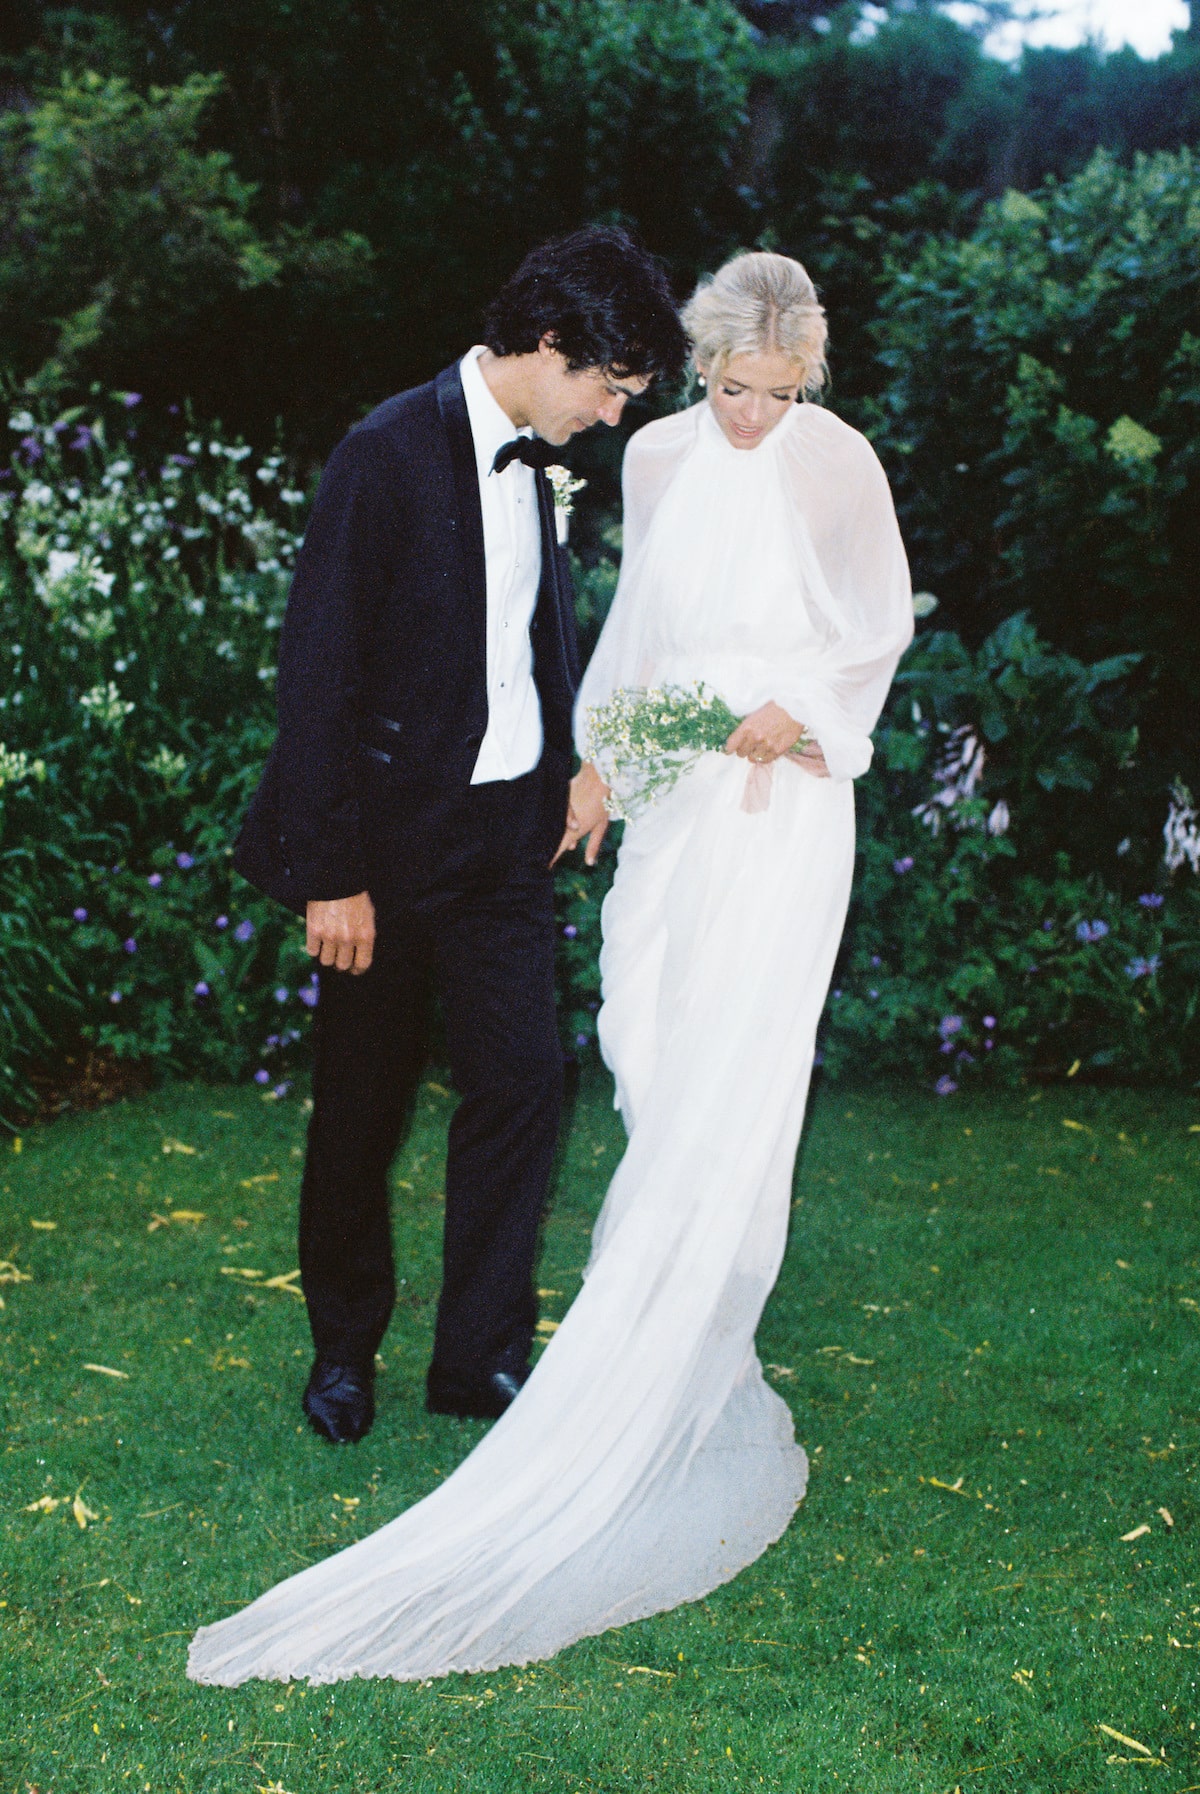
[1,1072,1197,1794]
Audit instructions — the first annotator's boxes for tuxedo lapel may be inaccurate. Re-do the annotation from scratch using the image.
[533,470,579,687]
[435,364,487,642]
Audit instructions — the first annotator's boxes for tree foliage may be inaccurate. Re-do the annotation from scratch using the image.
[867,148,1199,778]
[3,1,1198,445]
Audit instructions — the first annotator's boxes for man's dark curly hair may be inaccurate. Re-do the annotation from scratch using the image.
[483,225,687,385]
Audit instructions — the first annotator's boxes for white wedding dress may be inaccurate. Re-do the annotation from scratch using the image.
[187,398,912,1687]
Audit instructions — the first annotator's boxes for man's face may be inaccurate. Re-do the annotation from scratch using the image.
[525,338,652,444]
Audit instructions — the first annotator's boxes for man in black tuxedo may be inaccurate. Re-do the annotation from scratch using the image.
[235,227,687,1442]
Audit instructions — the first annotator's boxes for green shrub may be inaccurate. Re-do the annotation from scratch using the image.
[868,147,1200,786]
[557,605,1200,1090]
[0,393,313,1119]
[3,397,1197,1125]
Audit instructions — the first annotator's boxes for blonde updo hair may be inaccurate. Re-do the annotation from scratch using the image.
[681,250,827,397]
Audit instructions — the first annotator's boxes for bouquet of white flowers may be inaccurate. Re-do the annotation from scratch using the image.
[585,682,808,820]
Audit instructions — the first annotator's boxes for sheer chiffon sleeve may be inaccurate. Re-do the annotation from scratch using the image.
[572,409,700,764]
[766,414,913,781]
[574,402,913,784]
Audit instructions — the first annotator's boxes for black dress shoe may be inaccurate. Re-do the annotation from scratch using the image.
[302,1356,375,1444]
[425,1363,529,1420]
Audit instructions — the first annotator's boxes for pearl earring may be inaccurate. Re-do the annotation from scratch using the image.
[697,374,706,388]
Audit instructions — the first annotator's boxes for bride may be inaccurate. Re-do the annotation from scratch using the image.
[188,250,913,1687]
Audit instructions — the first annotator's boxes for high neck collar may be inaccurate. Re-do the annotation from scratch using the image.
[698,395,802,458]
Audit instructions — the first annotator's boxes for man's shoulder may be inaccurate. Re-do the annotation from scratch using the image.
[342,374,445,451]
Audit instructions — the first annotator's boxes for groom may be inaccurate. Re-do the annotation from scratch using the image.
[235,226,687,1442]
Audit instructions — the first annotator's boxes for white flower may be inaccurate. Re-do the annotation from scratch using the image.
[1163,779,1200,874]
[913,726,986,834]
[21,481,55,508]
[986,799,1010,836]
[546,464,586,545]
[46,548,81,585]
[79,681,134,728]
[145,745,187,783]
[8,410,35,432]
[0,743,46,790]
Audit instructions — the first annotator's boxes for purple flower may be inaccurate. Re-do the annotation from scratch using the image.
[19,434,43,462]
[234,919,254,942]
[176,852,194,870]
[254,1068,271,1085]
[73,907,88,922]
[69,426,95,452]
[122,392,142,408]
[892,855,914,875]
[215,914,229,930]
[935,1076,958,1096]
[265,1033,280,1050]
[194,980,210,998]
[985,1039,994,1050]
[1042,919,1054,932]
[168,452,194,467]
[109,990,122,1004]
[1075,919,1109,943]
[273,986,289,1003]
[868,988,879,1000]
[273,1081,291,1099]
[831,988,842,1001]
[562,924,578,939]
[938,1015,963,1039]
[148,872,163,888]
[123,937,137,954]
[870,954,882,967]
[982,1015,996,1030]
[1138,893,1164,909]
[298,983,319,1008]
[1125,955,1160,980]
[574,1033,590,1048]
[940,1040,955,1054]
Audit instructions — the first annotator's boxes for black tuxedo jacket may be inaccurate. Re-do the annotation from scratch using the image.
[234,363,581,914]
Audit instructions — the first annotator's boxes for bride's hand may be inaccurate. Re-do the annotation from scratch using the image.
[787,738,830,778]
[724,702,806,764]
[551,761,611,867]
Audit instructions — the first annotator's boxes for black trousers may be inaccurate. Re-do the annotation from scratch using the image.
[297,763,565,1384]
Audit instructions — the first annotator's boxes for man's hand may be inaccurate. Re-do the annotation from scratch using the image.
[552,761,611,867]
[306,890,376,974]
[724,701,806,764]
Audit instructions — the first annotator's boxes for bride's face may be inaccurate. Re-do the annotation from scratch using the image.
[699,350,805,451]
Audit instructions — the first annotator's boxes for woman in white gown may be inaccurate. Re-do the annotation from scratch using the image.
[188,251,913,1687]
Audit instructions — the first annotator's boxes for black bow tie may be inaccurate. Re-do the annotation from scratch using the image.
[491,436,558,475]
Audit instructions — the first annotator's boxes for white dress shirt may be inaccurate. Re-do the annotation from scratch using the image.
[459,346,544,784]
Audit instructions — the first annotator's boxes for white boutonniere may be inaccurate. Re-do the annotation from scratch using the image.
[546,464,586,545]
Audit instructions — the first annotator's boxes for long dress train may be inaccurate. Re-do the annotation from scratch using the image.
[187,397,911,1686]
